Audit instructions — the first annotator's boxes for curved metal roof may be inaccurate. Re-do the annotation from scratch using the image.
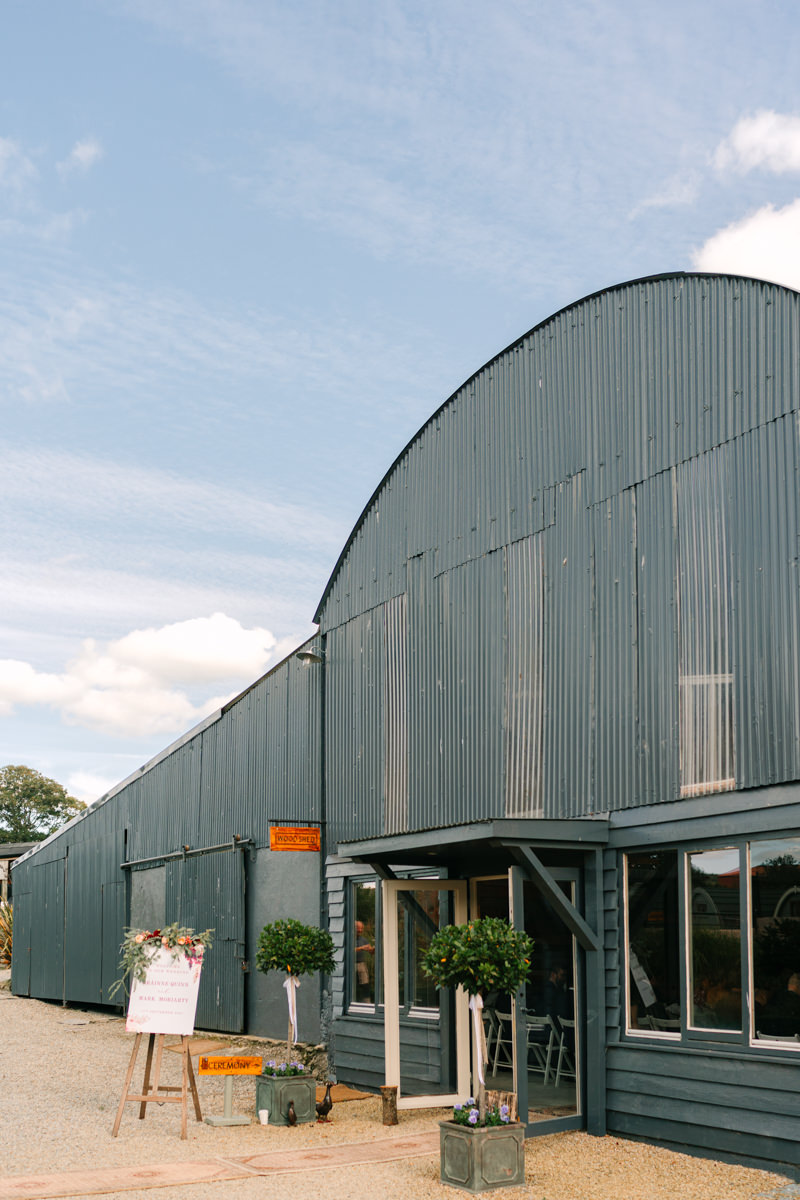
[313,270,797,624]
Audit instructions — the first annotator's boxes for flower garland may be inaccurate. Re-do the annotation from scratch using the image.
[109,923,213,998]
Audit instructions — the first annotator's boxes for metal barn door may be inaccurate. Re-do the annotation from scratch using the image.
[167,848,246,1032]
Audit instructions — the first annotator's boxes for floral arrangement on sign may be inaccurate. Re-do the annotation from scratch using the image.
[453,1099,512,1127]
[109,923,214,999]
[422,916,533,1124]
[261,1059,306,1077]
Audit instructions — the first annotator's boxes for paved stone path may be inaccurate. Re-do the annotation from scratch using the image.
[0,1132,440,1200]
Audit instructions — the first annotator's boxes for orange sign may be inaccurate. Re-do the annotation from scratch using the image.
[199,1056,263,1075]
[270,826,321,852]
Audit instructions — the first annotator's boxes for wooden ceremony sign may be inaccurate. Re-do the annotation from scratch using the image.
[199,1055,263,1074]
[112,948,205,1140]
[199,1056,263,1125]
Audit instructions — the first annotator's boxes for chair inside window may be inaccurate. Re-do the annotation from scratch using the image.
[490,1011,515,1075]
[554,1016,576,1086]
[525,1013,558,1083]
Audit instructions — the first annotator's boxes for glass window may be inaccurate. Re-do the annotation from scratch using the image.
[751,839,800,1043]
[688,848,742,1031]
[352,881,377,1006]
[408,887,440,1009]
[625,852,681,1033]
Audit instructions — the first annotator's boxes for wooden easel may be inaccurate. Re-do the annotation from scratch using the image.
[112,1033,202,1139]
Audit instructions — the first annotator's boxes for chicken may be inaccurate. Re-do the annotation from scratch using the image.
[287,1099,297,1126]
[315,1082,333,1122]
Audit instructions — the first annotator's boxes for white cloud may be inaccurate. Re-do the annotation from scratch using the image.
[0,137,37,194]
[691,199,800,292]
[66,770,120,805]
[630,173,699,218]
[0,613,290,737]
[714,111,800,175]
[110,612,277,684]
[57,138,104,176]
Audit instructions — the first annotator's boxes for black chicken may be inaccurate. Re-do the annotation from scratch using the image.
[315,1082,333,1122]
[286,1099,297,1126]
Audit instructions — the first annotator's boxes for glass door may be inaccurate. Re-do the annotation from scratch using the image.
[511,867,582,1129]
[382,879,470,1108]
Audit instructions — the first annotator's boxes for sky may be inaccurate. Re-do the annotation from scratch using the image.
[2,0,800,805]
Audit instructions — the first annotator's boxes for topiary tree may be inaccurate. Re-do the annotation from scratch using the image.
[422,916,533,1121]
[256,918,335,1060]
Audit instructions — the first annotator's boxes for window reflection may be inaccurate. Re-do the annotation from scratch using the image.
[353,881,376,1005]
[689,848,742,1031]
[625,852,681,1032]
[751,839,800,1041]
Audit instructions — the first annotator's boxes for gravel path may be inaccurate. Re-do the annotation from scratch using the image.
[0,982,796,1200]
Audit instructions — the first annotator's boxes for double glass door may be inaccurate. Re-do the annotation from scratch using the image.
[380,866,583,1127]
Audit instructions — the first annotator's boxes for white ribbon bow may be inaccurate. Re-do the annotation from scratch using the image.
[284,975,301,1044]
[468,994,487,1086]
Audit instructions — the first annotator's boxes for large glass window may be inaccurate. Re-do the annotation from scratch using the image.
[624,838,800,1050]
[688,848,742,1031]
[625,852,681,1033]
[751,839,800,1042]
[348,876,443,1012]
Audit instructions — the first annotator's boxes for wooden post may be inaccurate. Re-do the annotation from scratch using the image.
[380,1084,398,1125]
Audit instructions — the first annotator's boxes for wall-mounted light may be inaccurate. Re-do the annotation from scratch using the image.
[296,646,325,665]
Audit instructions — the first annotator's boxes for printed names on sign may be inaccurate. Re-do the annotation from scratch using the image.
[126,947,204,1036]
[269,826,321,852]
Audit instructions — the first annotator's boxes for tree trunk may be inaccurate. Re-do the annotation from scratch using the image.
[287,1016,293,1064]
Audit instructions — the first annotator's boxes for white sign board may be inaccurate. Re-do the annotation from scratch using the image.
[126,947,204,1035]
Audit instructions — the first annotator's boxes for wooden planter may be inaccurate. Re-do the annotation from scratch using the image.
[439,1120,525,1193]
[254,1073,316,1126]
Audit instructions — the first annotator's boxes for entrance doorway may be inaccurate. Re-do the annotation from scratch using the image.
[472,871,581,1128]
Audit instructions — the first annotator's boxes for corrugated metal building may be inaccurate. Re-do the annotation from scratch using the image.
[11,640,325,1042]
[13,272,800,1170]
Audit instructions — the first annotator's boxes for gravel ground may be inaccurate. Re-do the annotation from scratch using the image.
[0,980,797,1200]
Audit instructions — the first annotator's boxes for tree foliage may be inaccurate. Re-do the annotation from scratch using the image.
[422,916,534,997]
[0,765,85,843]
[256,918,335,978]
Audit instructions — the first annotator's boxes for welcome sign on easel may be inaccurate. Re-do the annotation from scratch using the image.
[126,947,204,1035]
[113,941,207,1139]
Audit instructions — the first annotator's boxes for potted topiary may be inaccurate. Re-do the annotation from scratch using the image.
[254,918,334,1126]
[422,916,533,1193]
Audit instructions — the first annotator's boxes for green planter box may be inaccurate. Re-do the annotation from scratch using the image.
[255,1073,316,1126]
[439,1121,525,1193]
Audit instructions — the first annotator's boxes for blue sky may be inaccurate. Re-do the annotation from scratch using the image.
[2,0,800,804]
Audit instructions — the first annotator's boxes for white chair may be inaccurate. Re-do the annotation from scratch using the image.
[491,1011,515,1075]
[525,1014,558,1083]
[554,1017,576,1087]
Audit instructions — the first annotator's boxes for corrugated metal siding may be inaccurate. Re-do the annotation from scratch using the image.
[593,490,638,813]
[635,469,680,807]
[326,609,384,843]
[730,413,800,787]
[541,475,593,819]
[505,535,545,817]
[319,275,800,836]
[383,594,408,835]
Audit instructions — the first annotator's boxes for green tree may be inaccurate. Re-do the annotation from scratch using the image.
[0,765,85,843]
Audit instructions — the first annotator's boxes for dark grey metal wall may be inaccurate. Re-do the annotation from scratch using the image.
[11,642,323,1037]
[317,274,800,844]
